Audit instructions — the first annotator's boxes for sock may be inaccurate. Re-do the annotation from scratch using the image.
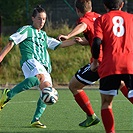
[101,108,115,133]
[74,90,94,116]
[120,86,133,104]
[7,77,40,99]
[31,97,47,123]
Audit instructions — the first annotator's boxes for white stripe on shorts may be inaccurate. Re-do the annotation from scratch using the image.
[100,90,118,96]
[77,74,96,85]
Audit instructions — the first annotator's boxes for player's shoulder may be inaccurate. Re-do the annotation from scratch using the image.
[80,12,100,22]
[123,11,133,18]
[93,12,101,17]
[17,25,32,33]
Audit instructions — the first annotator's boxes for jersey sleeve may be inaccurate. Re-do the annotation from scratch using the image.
[9,26,29,45]
[47,36,61,50]
[78,17,88,25]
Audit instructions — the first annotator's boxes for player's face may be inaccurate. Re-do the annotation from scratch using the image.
[32,12,46,31]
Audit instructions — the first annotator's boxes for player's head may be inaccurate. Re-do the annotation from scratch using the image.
[32,5,47,31]
[103,0,124,11]
[75,0,92,15]
[32,5,46,18]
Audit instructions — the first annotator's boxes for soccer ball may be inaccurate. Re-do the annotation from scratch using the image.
[40,87,58,105]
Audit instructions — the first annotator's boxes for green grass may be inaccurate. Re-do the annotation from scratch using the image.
[0,88,133,133]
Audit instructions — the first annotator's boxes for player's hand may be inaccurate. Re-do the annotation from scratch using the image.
[57,34,68,41]
[75,37,85,45]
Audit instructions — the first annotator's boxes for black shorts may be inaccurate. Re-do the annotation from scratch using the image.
[100,74,133,95]
[75,64,99,85]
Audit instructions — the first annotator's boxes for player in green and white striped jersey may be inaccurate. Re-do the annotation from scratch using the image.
[0,5,76,128]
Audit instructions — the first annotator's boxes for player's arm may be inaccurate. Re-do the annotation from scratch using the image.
[47,37,77,50]
[59,38,77,48]
[91,37,102,71]
[92,37,101,59]
[0,41,14,62]
[58,22,87,41]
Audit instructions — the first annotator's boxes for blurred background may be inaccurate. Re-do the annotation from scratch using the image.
[0,0,133,35]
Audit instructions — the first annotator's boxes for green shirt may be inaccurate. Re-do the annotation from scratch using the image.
[9,25,61,73]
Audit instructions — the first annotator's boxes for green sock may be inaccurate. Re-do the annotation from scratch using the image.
[31,97,47,123]
[7,77,40,99]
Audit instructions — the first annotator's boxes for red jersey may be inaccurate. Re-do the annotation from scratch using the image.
[77,12,102,63]
[94,10,133,78]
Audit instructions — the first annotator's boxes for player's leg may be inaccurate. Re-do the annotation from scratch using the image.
[0,76,40,110]
[99,75,122,133]
[30,64,53,128]
[31,97,47,128]
[101,94,115,133]
[101,74,132,133]
[0,59,44,110]
[69,64,100,127]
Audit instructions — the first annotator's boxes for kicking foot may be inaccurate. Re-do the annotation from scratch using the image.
[0,89,10,111]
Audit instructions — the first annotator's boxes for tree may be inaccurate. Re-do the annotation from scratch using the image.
[0,0,46,26]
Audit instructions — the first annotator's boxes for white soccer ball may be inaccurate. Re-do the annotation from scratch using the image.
[40,87,58,105]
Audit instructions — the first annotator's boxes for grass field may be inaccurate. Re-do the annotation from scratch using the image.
[0,88,133,133]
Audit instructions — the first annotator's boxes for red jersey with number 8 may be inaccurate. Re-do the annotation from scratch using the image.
[94,10,133,78]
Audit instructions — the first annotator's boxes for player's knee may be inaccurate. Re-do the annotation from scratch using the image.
[69,77,82,95]
[36,74,44,83]
[120,81,125,89]
[39,81,51,90]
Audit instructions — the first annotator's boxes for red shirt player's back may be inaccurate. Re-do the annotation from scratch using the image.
[94,10,133,78]
[78,12,102,63]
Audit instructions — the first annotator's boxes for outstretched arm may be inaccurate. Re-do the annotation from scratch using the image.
[57,22,87,41]
[0,41,14,62]
[59,38,77,48]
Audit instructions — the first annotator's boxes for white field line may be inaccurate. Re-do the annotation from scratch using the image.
[8,99,128,104]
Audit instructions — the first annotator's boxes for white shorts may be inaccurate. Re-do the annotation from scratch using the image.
[99,90,118,96]
[22,59,52,85]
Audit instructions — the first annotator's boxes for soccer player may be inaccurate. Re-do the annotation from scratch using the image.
[91,0,133,132]
[58,0,101,127]
[0,5,76,128]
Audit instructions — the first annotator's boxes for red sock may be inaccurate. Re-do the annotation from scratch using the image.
[120,86,133,104]
[74,91,94,115]
[101,108,115,133]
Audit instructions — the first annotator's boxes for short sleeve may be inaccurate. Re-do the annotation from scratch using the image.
[47,36,61,50]
[9,26,29,45]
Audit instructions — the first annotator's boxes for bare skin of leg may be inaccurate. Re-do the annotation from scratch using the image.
[101,94,113,109]
[101,94,115,133]
[119,81,125,90]
[69,75,86,95]
[36,74,52,90]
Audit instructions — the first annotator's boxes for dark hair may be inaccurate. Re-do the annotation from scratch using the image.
[32,5,46,17]
[103,0,123,10]
[75,0,92,14]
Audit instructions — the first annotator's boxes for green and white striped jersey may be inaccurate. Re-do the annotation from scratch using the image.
[9,25,61,73]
